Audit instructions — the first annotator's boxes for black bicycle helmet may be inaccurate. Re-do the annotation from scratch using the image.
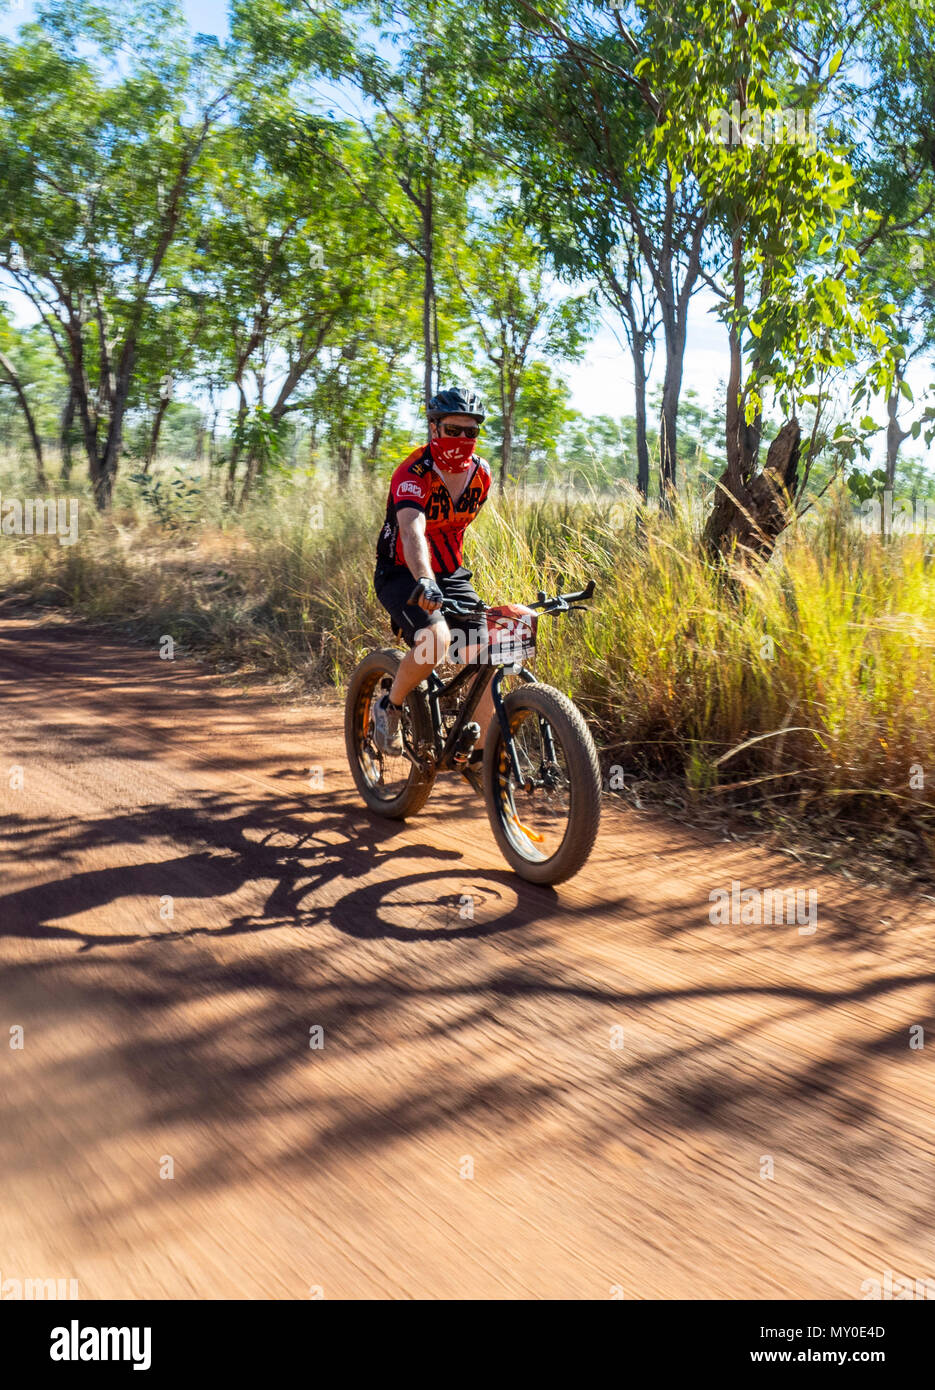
[427,386,485,423]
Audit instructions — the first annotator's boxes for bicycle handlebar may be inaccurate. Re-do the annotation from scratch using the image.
[406,577,596,619]
[529,578,596,613]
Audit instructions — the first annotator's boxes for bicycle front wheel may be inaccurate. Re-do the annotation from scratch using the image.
[482,682,601,884]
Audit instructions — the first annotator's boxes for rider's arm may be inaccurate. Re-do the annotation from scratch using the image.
[398,509,441,611]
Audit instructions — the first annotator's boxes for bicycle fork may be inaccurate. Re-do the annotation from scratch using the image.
[491,666,549,789]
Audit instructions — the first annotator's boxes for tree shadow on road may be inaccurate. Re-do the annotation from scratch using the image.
[1,787,933,1260]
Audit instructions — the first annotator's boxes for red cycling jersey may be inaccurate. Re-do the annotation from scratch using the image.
[376,445,491,575]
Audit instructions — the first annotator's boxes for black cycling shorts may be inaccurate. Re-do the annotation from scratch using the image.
[374,562,485,648]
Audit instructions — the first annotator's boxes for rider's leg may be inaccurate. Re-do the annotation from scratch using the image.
[388,619,494,749]
[388,615,451,706]
[454,624,495,750]
[474,681,495,750]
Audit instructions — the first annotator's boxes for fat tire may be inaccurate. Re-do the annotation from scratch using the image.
[482,682,601,885]
[344,648,435,819]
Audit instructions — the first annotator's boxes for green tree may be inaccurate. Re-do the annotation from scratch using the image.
[846,0,935,487]
[450,195,593,487]
[0,309,65,484]
[194,113,382,502]
[648,0,904,557]
[489,1,709,503]
[0,0,231,507]
[233,0,488,410]
[479,358,576,482]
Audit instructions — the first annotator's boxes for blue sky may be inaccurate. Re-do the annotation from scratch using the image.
[0,0,230,41]
[1,0,931,464]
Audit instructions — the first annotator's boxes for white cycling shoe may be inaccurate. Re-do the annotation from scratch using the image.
[373,692,404,755]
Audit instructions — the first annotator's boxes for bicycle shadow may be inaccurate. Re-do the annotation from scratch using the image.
[0,785,564,949]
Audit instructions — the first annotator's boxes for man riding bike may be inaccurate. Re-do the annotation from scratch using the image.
[372,386,493,756]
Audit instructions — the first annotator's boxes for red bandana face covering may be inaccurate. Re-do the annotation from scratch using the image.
[429,434,477,473]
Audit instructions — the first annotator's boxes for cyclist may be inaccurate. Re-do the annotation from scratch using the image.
[372,386,492,755]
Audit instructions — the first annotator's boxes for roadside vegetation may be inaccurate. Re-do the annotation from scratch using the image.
[2,2,935,881]
[2,448,932,880]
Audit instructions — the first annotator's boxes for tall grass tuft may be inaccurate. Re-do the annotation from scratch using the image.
[1,452,933,850]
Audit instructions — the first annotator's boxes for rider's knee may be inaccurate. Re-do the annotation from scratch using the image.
[412,615,450,668]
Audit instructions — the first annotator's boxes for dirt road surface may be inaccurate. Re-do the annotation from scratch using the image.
[1,614,934,1299]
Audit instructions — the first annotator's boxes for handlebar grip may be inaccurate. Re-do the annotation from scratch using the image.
[562,579,595,603]
[407,579,443,606]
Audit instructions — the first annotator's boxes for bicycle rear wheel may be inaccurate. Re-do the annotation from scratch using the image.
[482,682,601,884]
[344,649,435,819]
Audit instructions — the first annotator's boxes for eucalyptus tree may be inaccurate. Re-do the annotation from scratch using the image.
[0,0,232,508]
[484,0,709,503]
[133,292,206,471]
[449,193,594,486]
[0,309,58,485]
[312,334,419,487]
[844,0,935,487]
[293,250,423,488]
[232,0,494,409]
[625,0,906,558]
[195,103,414,503]
[862,239,935,490]
[496,359,575,481]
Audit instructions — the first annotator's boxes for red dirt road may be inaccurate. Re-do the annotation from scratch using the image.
[1,614,934,1299]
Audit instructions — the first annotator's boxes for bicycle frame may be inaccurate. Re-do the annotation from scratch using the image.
[397,577,595,789]
[414,660,538,787]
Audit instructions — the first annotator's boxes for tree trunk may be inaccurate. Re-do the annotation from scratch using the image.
[500,410,514,490]
[658,369,680,509]
[238,453,259,508]
[60,385,76,481]
[88,401,124,510]
[422,180,435,410]
[336,442,353,489]
[612,261,653,502]
[704,418,801,561]
[226,393,248,507]
[498,356,520,490]
[652,191,704,510]
[885,383,909,490]
[657,297,690,511]
[0,350,45,487]
[632,348,650,501]
[91,336,138,509]
[144,396,170,475]
[363,419,384,477]
[208,397,220,465]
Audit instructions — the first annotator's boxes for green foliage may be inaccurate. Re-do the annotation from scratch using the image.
[846,467,888,506]
[231,407,287,480]
[128,464,202,528]
[2,0,935,514]
[4,457,934,858]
